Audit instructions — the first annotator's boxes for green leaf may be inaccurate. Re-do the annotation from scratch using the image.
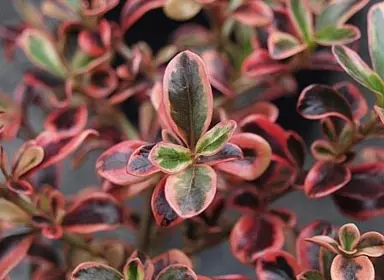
[333,45,384,104]
[268,31,306,60]
[12,142,44,179]
[149,142,193,174]
[165,164,217,218]
[163,51,213,149]
[20,29,67,77]
[368,3,384,80]
[195,120,236,157]
[0,198,29,223]
[71,50,94,72]
[315,25,360,46]
[316,0,369,31]
[288,0,314,44]
[123,259,145,280]
[338,223,360,251]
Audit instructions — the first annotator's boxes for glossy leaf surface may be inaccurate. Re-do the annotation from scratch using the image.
[195,120,236,157]
[230,215,284,264]
[163,51,213,148]
[20,29,67,77]
[165,164,217,218]
[149,142,193,174]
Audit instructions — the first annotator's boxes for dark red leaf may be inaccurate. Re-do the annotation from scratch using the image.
[228,186,264,214]
[216,133,272,181]
[0,227,35,279]
[27,242,60,267]
[320,116,353,144]
[296,221,336,270]
[242,49,288,78]
[151,177,183,228]
[333,194,384,220]
[78,20,111,57]
[23,71,72,108]
[196,143,243,165]
[30,164,60,190]
[230,214,285,264]
[96,140,146,185]
[197,193,225,229]
[252,155,297,194]
[35,129,98,170]
[229,101,279,124]
[269,208,297,228]
[44,105,88,136]
[335,163,384,200]
[62,193,123,233]
[304,162,351,198]
[240,114,288,158]
[286,131,306,168]
[255,250,301,280]
[297,85,353,121]
[127,144,159,177]
[333,82,368,120]
[201,49,234,96]
[84,67,118,99]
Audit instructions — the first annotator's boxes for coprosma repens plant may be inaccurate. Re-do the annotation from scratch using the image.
[0,0,383,279]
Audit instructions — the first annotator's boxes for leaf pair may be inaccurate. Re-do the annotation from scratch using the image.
[2,129,96,195]
[297,83,373,198]
[306,223,384,280]
[269,0,365,60]
[72,249,195,280]
[150,120,237,174]
[1,142,44,195]
[20,23,112,81]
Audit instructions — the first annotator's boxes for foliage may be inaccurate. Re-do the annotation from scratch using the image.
[0,0,383,279]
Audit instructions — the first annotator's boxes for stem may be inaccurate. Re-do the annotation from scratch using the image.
[114,109,140,140]
[137,188,154,253]
[284,228,297,257]
[183,224,233,256]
